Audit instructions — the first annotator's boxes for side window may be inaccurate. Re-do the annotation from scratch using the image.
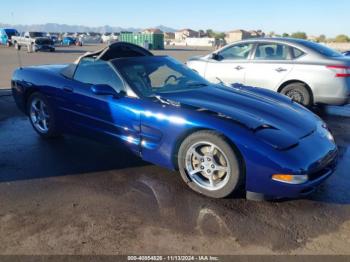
[254,43,289,60]
[292,47,305,59]
[218,43,254,60]
[74,59,125,92]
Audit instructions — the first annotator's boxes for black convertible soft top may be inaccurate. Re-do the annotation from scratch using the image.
[61,42,153,79]
[84,41,153,60]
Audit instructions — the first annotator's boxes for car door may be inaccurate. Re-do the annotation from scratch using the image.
[60,58,142,153]
[244,42,294,91]
[204,42,254,85]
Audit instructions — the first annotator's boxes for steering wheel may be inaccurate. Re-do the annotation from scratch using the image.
[164,75,178,85]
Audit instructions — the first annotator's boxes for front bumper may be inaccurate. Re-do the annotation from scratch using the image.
[269,152,337,199]
[245,122,338,199]
[34,45,55,51]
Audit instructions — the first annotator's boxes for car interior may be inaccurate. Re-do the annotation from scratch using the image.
[255,44,287,60]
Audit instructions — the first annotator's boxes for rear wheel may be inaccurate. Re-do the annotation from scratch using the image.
[280,82,312,107]
[27,92,61,138]
[178,131,244,198]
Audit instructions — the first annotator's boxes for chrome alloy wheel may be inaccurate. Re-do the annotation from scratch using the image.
[185,141,231,191]
[30,97,50,133]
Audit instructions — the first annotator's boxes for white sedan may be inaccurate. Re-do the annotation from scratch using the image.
[187,38,350,107]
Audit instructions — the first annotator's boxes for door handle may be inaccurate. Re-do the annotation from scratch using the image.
[62,86,74,93]
[275,67,287,73]
[234,66,244,71]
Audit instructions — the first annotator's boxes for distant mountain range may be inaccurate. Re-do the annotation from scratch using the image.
[0,23,178,33]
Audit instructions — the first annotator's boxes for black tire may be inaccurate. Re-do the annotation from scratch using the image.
[178,130,244,198]
[27,92,62,139]
[27,43,33,53]
[14,42,21,50]
[280,82,312,107]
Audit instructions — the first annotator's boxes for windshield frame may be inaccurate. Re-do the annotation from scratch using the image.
[111,56,210,98]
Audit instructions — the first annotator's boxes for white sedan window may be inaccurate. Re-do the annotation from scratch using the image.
[255,43,289,60]
[218,43,254,60]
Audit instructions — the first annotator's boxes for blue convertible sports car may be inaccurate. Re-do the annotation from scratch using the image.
[11,42,338,199]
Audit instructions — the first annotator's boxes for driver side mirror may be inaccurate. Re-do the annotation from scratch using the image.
[211,53,222,61]
[91,84,126,98]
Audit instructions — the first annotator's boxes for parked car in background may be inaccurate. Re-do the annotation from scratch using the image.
[101,33,112,43]
[101,32,119,43]
[0,28,19,46]
[343,51,350,56]
[187,38,350,107]
[47,33,60,45]
[62,36,76,46]
[79,32,102,44]
[11,42,338,200]
[12,31,55,52]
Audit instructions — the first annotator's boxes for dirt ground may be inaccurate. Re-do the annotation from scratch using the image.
[0,45,350,256]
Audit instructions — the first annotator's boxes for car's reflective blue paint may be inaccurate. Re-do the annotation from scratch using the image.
[11,61,338,198]
[62,37,76,46]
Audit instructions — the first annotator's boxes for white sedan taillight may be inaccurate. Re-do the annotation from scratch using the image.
[326,65,350,77]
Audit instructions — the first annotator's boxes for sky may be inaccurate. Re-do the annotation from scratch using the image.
[0,0,349,37]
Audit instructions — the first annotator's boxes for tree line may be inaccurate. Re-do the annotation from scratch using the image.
[278,32,350,43]
[198,29,350,43]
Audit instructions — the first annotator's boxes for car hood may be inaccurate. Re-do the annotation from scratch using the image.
[158,85,318,149]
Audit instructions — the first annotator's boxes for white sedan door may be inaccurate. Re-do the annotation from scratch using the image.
[204,42,254,85]
[244,42,294,91]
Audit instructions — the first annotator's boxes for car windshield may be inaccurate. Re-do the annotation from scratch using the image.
[29,32,46,38]
[112,56,209,97]
[300,40,342,57]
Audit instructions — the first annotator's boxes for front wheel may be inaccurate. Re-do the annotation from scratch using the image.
[178,131,244,198]
[280,82,312,107]
[14,42,21,50]
[27,43,34,53]
[27,92,62,139]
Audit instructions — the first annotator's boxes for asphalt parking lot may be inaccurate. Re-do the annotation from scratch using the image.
[1,45,350,255]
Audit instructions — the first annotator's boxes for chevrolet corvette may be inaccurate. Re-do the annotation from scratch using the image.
[11,42,338,199]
